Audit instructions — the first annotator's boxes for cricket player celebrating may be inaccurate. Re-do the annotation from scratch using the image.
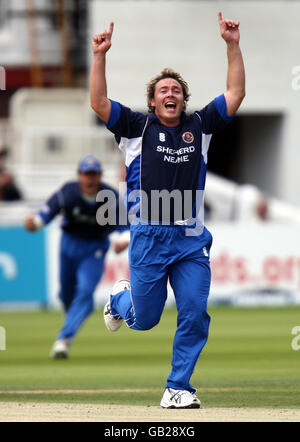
[25,155,129,359]
[90,12,245,408]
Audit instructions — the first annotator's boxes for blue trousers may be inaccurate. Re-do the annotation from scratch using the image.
[110,223,212,393]
[57,232,109,341]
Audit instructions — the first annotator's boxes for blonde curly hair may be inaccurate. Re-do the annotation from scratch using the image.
[146,68,190,114]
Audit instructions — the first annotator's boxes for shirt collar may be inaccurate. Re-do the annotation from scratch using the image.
[149,111,186,128]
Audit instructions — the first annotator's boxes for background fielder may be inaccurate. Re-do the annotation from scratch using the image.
[25,155,129,359]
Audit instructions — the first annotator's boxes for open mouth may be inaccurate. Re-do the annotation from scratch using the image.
[164,101,177,110]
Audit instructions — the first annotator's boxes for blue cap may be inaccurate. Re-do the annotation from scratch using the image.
[78,155,102,173]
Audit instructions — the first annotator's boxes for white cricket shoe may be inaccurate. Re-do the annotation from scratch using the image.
[103,279,130,332]
[160,388,201,409]
[50,339,70,359]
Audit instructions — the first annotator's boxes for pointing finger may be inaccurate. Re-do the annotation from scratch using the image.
[108,21,114,38]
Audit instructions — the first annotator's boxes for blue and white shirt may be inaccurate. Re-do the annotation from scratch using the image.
[105,94,233,225]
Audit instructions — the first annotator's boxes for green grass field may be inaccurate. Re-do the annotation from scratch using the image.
[0,306,300,408]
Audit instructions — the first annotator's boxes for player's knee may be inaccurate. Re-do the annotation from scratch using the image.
[59,291,74,311]
[135,314,161,331]
[181,305,210,332]
[84,294,94,313]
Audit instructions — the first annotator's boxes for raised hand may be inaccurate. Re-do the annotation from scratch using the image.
[218,12,240,44]
[92,22,114,55]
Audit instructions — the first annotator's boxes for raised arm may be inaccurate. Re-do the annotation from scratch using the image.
[90,22,114,122]
[218,12,245,116]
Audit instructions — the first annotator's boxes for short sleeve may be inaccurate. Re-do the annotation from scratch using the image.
[196,94,234,135]
[106,99,122,128]
[104,100,148,145]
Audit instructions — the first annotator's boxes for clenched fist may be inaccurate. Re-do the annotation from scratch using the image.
[24,215,38,232]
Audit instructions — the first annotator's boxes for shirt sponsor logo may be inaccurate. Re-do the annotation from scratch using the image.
[159,132,166,142]
[156,145,195,163]
[182,131,194,144]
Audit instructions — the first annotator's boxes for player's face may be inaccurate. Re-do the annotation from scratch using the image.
[150,78,185,127]
[78,172,101,195]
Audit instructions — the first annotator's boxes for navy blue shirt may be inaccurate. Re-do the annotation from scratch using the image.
[38,181,128,240]
[105,94,234,224]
